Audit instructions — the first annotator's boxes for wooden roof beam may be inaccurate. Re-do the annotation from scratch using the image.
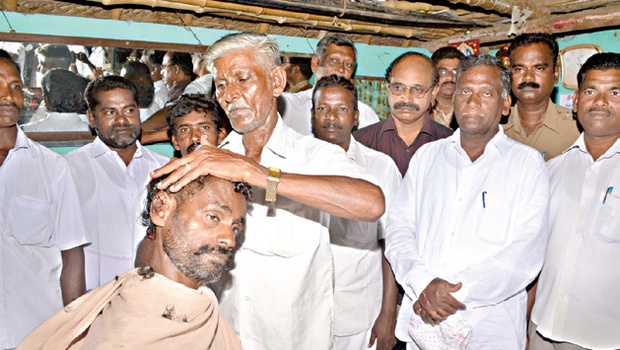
[428,4,620,50]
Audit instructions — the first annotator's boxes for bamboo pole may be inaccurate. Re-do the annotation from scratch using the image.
[182,13,193,25]
[86,0,457,39]
[109,8,123,20]
[2,0,18,12]
[90,0,476,27]
[426,4,620,50]
[382,1,449,12]
[549,0,620,13]
[257,23,270,33]
[445,0,549,19]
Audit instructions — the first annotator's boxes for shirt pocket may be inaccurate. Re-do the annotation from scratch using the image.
[477,194,512,245]
[594,195,620,243]
[8,195,53,246]
[242,206,322,258]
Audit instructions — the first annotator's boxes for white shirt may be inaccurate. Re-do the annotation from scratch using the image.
[67,45,93,79]
[65,137,169,290]
[385,126,549,349]
[0,128,89,348]
[279,89,380,135]
[183,74,213,97]
[532,135,620,350]
[216,118,370,350]
[21,112,90,132]
[331,137,401,336]
[153,80,169,110]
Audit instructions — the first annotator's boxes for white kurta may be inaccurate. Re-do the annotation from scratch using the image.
[21,112,90,132]
[0,128,89,348]
[385,126,549,349]
[216,118,371,350]
[532,135,620,350]
[331,137,401,337]
[279,89,380,135]
[65,137,169,290]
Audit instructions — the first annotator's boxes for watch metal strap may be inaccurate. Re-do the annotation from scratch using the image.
[265,167,281,202]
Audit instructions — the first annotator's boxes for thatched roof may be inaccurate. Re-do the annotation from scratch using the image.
[5,0,620,50]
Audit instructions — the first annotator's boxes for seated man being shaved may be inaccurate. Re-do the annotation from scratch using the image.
[19,174,252,350]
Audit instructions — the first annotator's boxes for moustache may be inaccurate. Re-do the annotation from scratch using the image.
[0,102,21,113]
[110,123,137,130]
[195,245,233,257]
[321,122,343,130]
[441,81,455,87]
[187,142,201,154]
[517,82,540,90]
[393,102,420,111]
[588,106,611,116]
[226,102,251,114]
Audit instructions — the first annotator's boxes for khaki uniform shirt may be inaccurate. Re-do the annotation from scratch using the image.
[503,100,580,161]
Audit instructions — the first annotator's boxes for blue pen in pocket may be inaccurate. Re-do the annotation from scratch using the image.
[603,186,614,204]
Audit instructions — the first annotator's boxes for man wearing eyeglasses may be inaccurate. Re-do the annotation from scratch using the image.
[278,34,380,135]
[430,47,465,130]
[161,51,196,102]
[354,52,453,177]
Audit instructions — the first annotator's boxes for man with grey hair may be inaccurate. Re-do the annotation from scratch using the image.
[279,33,380,135]
[385,54,548,349]
[151,32,385,350]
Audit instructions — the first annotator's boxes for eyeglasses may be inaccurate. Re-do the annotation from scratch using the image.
[387,82,434,99]
[438,68,458,77]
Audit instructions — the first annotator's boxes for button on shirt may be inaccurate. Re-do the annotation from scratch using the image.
[330,137,401,336]
[65,137,169,290]
[279,89,380,136]
[354,114,453,177]
[503,100,580,161]
[532,135,620,349]
[0,128,89,348]
[385,127,549,349]
[216,118,370,350]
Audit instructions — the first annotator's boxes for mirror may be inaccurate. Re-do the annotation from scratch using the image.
[0,33,207,147]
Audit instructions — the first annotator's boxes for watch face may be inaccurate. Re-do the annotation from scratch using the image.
[561,44,602,90]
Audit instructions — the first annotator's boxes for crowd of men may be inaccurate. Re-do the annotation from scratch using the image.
[0,31,618,350]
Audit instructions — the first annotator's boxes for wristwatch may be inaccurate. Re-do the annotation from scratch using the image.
[265,167,281,203]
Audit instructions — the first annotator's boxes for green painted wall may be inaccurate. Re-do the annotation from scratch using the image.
[556,30,620,96]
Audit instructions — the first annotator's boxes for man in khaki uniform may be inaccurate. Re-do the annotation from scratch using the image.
[504,33,579,161]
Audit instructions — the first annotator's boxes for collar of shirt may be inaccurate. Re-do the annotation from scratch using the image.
[432,107,453,126]
[380,113,434,136]
[506,99,562,135]
[87,136,144,161]
[449,124,505,161]
[289,80,312,93]
[565,133,620,161]
[346,136,366,169]
[223,116,289,160]
[8,127,35,161]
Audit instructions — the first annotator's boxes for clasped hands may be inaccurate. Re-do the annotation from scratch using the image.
[414,278,466,326]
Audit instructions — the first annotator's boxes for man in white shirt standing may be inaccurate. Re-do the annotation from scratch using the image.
[0,52,89,348]
[65,76,168,290]
[385,54,549,350]
[311,74,401,350]
[141,50,169,110]
[151,32,385,350]
[530,53,620,350]
[279,33,379,135]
